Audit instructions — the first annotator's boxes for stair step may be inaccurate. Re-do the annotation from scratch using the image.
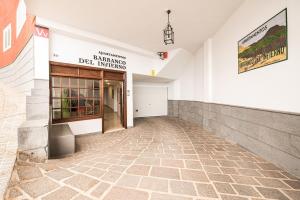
[31,88,49,96]
[26,96,49,104]
[26,102,49,120]
[34,79,49,89]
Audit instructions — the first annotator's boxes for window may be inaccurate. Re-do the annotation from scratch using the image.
[51,76,101,123]
[3,24,12,52]
[16,0,27,37]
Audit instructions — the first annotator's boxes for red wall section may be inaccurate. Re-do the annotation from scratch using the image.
[0,0,35,68]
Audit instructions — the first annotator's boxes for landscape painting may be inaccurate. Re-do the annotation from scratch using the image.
[238,9,287,73]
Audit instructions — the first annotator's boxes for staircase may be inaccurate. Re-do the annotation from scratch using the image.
[18,79,50,162]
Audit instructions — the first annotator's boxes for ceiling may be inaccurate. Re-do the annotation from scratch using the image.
[25,0,244,53]
[133,74,172,83]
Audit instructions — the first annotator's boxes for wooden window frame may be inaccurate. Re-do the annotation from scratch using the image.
[51,76,101,123]
[50,61,127,131]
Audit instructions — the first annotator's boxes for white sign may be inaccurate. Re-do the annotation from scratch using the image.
[79,51,126,70]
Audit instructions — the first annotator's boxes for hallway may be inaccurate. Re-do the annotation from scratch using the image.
[6,117,300,200]
[104,106,123,133]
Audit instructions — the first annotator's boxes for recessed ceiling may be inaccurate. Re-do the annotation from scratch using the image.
[133,74,172,83]
[25,0,244,53]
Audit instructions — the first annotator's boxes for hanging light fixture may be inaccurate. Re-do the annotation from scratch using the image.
[163,10,174,45]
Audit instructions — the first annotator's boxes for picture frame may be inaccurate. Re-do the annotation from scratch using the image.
[238,8,288,73]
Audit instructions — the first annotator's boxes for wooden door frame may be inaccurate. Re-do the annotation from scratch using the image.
[49,61,127,134]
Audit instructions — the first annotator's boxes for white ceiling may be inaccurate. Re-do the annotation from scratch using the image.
[25,0,244,53]
[133,74,172,83]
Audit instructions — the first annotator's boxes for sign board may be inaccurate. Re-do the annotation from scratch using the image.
[79,51,127,70]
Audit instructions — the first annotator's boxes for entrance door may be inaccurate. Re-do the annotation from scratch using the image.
[102,70,126,133]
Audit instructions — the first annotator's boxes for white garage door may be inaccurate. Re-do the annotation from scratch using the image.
[133,86,168,118]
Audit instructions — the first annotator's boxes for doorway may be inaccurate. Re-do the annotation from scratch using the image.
[103,80,124,132]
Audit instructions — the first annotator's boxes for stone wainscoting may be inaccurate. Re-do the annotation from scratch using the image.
[168,100,300,178]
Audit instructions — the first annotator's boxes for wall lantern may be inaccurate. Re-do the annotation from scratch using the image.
[157,52,168,60]
[163,10,174,45]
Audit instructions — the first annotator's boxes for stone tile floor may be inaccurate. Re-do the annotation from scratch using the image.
[4,117,300,200]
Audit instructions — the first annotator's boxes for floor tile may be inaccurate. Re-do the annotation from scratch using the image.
[217,160,238,168]
[220,167,238,175]
[257,163,280,170]
[214,182,236,194]
[41,186,78,200]
[64,174,98,192]
[20,177,59,198]
[220,194,248,200]
[258,170,285,178]
[150,166,180,180]
[6,187,22,199]
[238,168,262,177]
[204,166,222,174]
[46,168,73,181]
[91,182,111,198]
[139,177,168,192]
[185,160,202,170]
[283,179,300,189]
[150,192,192,200]
[231,175,259,185]
[116,174,141,188]
[101,171,122,183]
[283,189,300,200]
[170,180,197,196]
[256,187,289,200]
[232,184,261,197]
[181,169,209,182]
[207,173,233,183]
[17,166,42,181]
[161,159,184,168]
[86,168,106,178]
[127,165,150,176]
[195,183,218,198]
[256,177,290,189]
[103,186,149,200]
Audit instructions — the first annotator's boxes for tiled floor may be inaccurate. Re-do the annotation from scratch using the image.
[5,117,300,200]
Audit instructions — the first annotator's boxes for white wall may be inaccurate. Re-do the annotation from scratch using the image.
[194,46,205,101]
[210,0,300,113]
[67,118,102,135]
[167,47,205,101]
[34,35,49,80]
[169,0,300,113]
[133,82,168,118]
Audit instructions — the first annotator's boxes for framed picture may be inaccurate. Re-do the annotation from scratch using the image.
[238,8,287,73]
